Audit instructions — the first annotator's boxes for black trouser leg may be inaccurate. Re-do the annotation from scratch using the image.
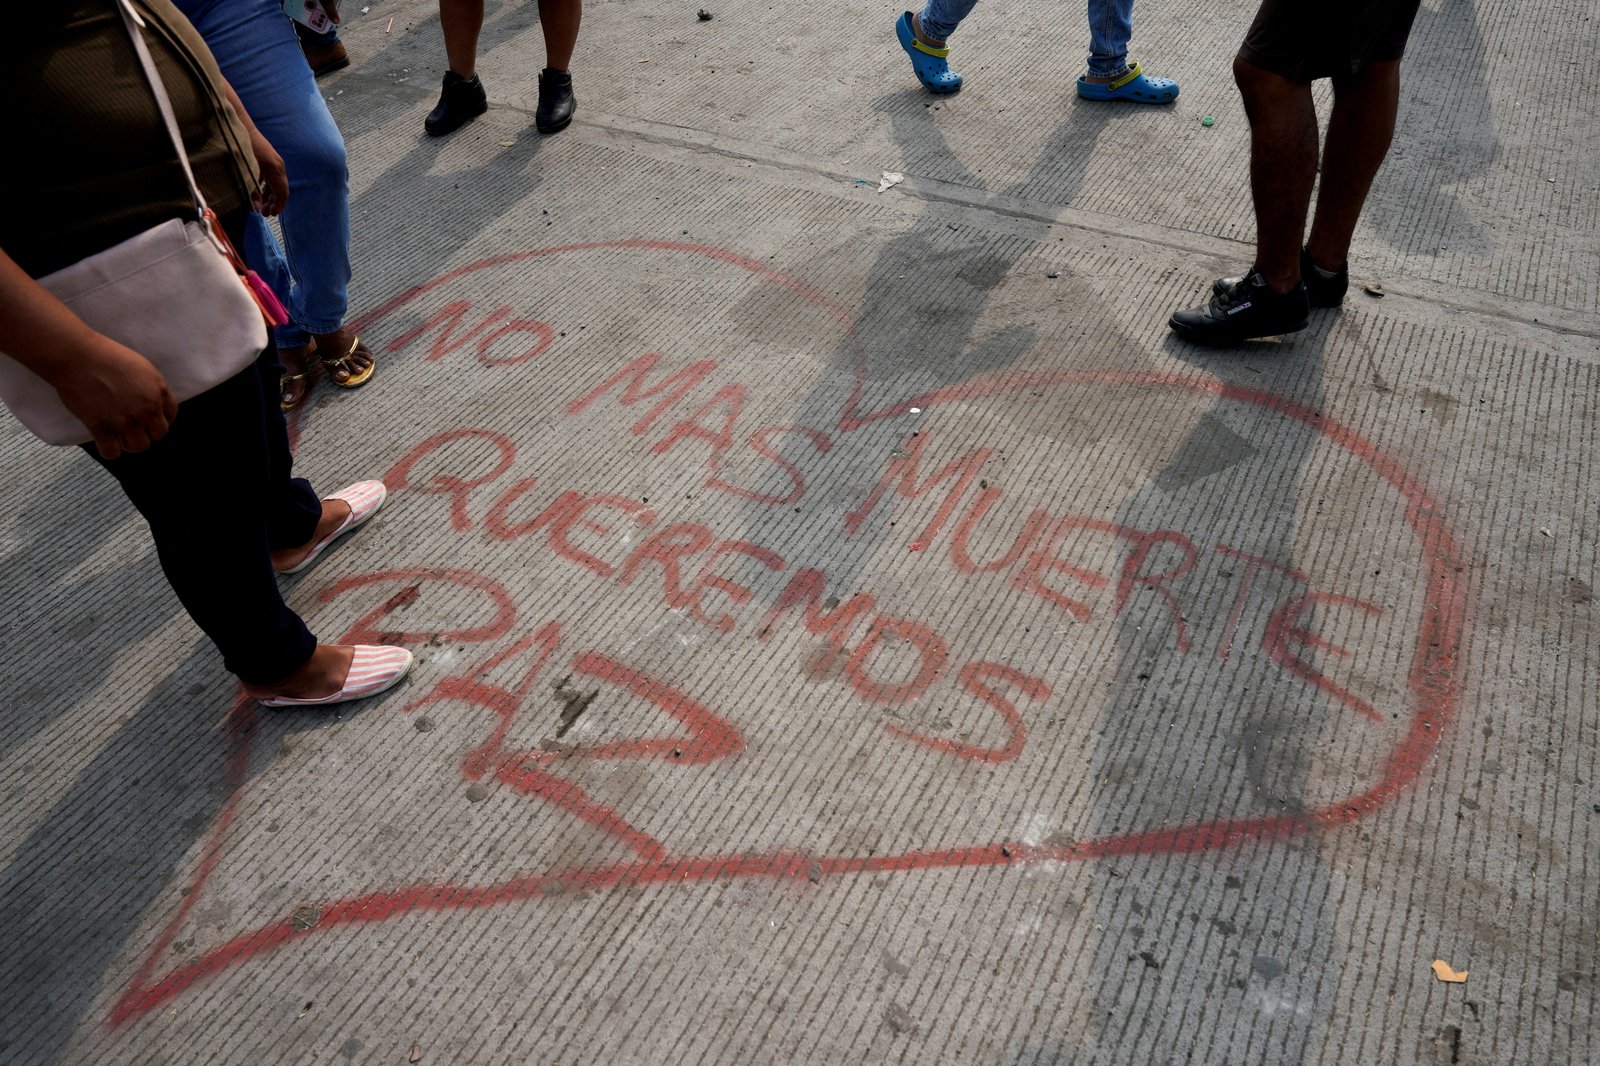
[255,355,323,553]
[86,352,319,686]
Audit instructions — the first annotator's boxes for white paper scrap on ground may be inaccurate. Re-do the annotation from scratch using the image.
[878,171,905,193]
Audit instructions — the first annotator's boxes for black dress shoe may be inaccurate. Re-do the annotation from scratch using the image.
[1170,270,1310,343]
[1215,248,1348,308]
[536,67,575,134]
[425,71,487,136]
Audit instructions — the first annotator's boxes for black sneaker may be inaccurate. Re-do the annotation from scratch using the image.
[1214,248,1348,308]
[536,68,575,134]
[1170,270,1310,343]
[424,71,488,136]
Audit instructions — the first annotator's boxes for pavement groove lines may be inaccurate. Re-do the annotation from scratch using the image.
[5,1,1598,1062]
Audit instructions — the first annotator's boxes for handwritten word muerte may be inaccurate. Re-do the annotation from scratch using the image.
[379,333,1390,757]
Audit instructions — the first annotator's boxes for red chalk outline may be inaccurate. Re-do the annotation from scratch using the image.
[108,243,1466,1025]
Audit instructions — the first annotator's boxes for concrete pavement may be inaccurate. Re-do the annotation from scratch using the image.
[2,1,1596,1063]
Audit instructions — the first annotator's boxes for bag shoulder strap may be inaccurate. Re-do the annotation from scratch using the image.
[115,0,210,220]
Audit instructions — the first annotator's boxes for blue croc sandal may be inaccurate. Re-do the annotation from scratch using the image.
[896,11,962,94]
[1076,61,1179,104]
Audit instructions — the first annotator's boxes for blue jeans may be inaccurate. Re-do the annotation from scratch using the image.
[174,0,352,349]
[917,0,1136,78]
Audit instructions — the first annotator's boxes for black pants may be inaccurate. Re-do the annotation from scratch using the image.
[85,348,322,686]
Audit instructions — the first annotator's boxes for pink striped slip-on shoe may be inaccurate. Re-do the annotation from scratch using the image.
[257,645,414,709]
[277,479,388,575]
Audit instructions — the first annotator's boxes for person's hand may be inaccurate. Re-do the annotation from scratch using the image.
[322,0,341,23]
[52,335,179,460]
[251,131,289,216]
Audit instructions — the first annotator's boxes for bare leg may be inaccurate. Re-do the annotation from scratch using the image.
[1305,60,1401,272]
[1234,56,1319,294]
[440,0,485,78]
[539,0,582,70]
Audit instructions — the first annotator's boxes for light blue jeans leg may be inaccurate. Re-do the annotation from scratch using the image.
[242,215,303,347]
[173,0,352,349]
[1086,0,1136,78]
[918,0,982,43]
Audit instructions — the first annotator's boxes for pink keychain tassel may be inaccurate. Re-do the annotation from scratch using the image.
[243,268,290,327]
[199,207,291,328]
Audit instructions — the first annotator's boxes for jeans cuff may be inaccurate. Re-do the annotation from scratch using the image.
[918,7,958,42]
[296,319,346,338]
[275,326,310,350]
[1088,56,1130,79]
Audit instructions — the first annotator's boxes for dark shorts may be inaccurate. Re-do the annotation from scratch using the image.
[1239,0,1423,82]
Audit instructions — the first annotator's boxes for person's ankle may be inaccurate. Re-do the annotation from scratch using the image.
[1084,64,1128,84]
[246,652,317,698]
[1303,244,1347,275]
[911,13,943,47]
[1258,270,1302,296]
[246,645,354,699]
[310,498,351,540]
[270,499,350,569]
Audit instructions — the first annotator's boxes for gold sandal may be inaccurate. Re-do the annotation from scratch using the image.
[279,371,310,411]
[320,335,376,389]
[279,341,316,411]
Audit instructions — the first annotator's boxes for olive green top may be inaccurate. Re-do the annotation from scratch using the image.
[2,0,259,278]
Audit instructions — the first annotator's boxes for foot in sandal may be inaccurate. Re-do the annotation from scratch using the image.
[278,340,316,411]
[311,326,376,389]
[245,643,414,708]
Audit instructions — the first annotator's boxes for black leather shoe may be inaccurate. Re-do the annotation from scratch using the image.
[536,68,575,134]
[1215,248,1348,308]
[425,71,487,136]
[1170,270,1310,343]
[1298,250,1349,307]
